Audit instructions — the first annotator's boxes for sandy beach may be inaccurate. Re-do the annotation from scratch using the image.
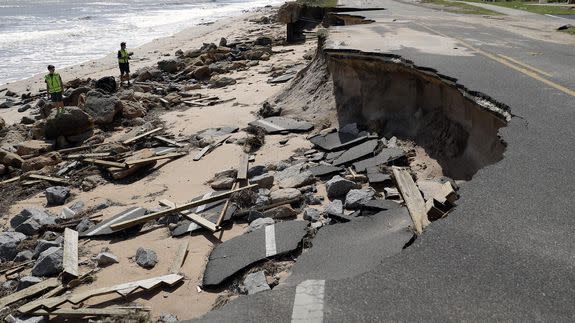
[0,4,320,320]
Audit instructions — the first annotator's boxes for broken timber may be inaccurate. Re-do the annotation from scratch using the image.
[18,274,183,313]
[216,182,238,227]
[110,184,258,231]
[125,152,187,166]
[0,278,60,308]
[27,174,69,185]
[237,153,249,181]
[0,176,21,186]
[122,127,163,145]
[65,152,111,159]
[154,135,184,148]
[391,167,430,234]
[169,241,189,274]
[31,308,144,317]
[62,228,79,278]
[83,158,128,169]
[193,135,230,161]
[160,199,218,232]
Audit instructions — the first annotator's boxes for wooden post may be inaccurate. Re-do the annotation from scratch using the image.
[391,167,430,234]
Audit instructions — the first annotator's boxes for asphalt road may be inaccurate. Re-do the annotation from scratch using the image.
[188,1,575,321]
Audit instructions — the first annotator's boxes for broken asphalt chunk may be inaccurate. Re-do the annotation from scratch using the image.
[202,221,308,287]
[353,147,406,172]
[242,271,270,294]
[308,164,343,177]
[80,207,147,237]
[332,139,379,166]
[309,131,373,151]
[248,117,313,134]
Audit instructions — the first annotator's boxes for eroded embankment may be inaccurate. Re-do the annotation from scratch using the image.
[278,48,510,180]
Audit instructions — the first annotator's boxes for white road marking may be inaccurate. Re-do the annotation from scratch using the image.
[257,119,284,131]
[86,207,142,236]
[195,192,213,213]
[291,280,326,323]
[545,14,569,20]
[265,224,277,257]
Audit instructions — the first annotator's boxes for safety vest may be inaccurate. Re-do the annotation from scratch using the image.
[45,73,62,93]
[118,49,130,63]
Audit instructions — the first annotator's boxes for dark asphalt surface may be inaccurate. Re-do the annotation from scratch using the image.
[188,0,575,321]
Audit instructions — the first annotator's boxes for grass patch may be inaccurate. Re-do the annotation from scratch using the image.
[422,0,504,14]
[559,26,575,35]
[462,0,575,15]
[297,0,339,7]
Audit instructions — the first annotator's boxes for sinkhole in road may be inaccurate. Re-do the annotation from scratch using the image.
[326,51,510,180]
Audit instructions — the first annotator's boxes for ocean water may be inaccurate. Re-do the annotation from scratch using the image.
[0,0,282,85]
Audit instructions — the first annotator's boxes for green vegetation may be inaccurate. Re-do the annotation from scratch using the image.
[462,0,575,15]
[559,26,575,35]
[297,0,339,7]
[422,0,504,14]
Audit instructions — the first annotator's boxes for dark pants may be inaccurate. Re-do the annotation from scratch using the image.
[50,92,63,103]
[119,62,130,75]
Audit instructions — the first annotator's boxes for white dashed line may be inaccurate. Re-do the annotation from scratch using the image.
[265,224,277,257]
[291,280,326,323]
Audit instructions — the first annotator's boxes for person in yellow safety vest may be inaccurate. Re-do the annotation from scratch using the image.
[45,65,64,113]
[118,42,133,86]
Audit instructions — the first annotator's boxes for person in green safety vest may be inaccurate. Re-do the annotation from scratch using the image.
[44,65,64,113]
[118,42,133,86]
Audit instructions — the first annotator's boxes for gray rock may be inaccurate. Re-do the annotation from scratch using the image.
[0,98,15,109]
[76,218,95,233]
[277,170,315,189]
[11,208,53,228]
[95,76,117,94]
[210,177,235,190]
[31,247,63,276]
[0,232,27,261]
[17,276,42,291]
[209,77,236,89]
[251,173,274,189]
[304,193,323,205]
[44,106,94,139]
[45,186,70,206]
[33,240,61,259]
[158,313,178,323]
[340,123,360,136]
[263,205,297,219]
[345,188,376,209]
[325,175,358,199]
[2,280,17,291]
[246,217,274,233]
[246,210,265,222]
[41,231,60,241]
[384,187,401,199]
[95,251,119,267]
[4,315,46,323]
[15,219,42,236]
[14,250,33,262]
[135,247,157,269]
[68,200,85,212]
[269,188,302,204]
[303,208,321,222]
[273,160,290,171]
[247,165,267,178]
[83,90,122,125]
[243,271,270,295]
[325,200,343,216]
[157,59,180,73]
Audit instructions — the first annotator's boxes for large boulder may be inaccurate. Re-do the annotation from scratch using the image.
[157,59,181,73]
[0,232,27,261]
[63,86,90,106]
[0,149,24,168]
[12,208,57,236]
[21,151,61,172]
[83,90,122,125]
[31,247,63,277]
[44,106,94,139]
[95,76,117,94]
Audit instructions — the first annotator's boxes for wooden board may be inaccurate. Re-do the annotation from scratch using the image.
[122,127,163,145]
[183,213,217,232]
[18,274,183,313]
[216,182,237,227]
[109,184,257,231]
[153,135,184,148]
[56,142,107,154]
[63,228,79,278]
[125,152,186,166]
[0,176,20,185]
[0,278,59,308]
[193,135,231,161]
[31,308,140,317]
[237,153,249,180]
[66,152,111,159]
[28,174,69,185]
[83,158,128,169]
[391,167,430,234]
[168,241,189,274]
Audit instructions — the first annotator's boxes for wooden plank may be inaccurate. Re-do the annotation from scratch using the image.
[216,182,237,227]
[0,278,59,308]
[66,152,111,159]
[22,180,43,186]
[122,127,163,145]
[110,184,258,231]
[391,167,430,234]
[0,260,34,275]
[183,100,209,107]
[193,135,230,161]
[0,176,20,185]
[237,153,249,180]
[159,199,176,209]
[18,274,183,313]
[125,152,186,166]
[31,308,138,317]
[158,98,169,105]
[183,213,217,232]
[28,174,69,185]
[83,158,128,169]
[168,240,189,274]
[63,228,79,278]
[57,142,107,154]
[153,135,184,147]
